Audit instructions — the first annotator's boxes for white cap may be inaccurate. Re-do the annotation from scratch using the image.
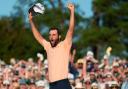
[34,3,45,14]
[33,66,38,70]
[91,82,98,87]
[111,81,118,85]
[44,60,48,65]
[28,58,33,62]
[77,59,84,64]
[37,53,44,61]
[87,51,94,57]
[10,58,16,65]
[3,80,10,85]
[35,80,45,87]
[112,62,119,67]
[106,81,119,87]
[44,65,48,69]
[105,72,112,77]
[103,54,109,59]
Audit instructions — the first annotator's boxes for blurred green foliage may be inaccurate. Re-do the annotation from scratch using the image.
[0,0,128,63]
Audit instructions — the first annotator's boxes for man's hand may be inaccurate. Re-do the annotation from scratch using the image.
[67,3,75,12]
[28,12,33,21]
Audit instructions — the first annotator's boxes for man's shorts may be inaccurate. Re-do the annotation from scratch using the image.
[49,78,72,89]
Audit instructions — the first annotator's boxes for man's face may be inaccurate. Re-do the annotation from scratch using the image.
[78,63,83,69]
[90,74,95,80]
[49,29,59,47]
[113,66,118,72]
[20,85,27,89]
[30,84,36,89]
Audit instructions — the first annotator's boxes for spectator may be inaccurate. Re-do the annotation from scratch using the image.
[84,77,91,89]
[19,78,28,89]
[91,83,99,89]
[35,80,45,89]
[75,82,84,89]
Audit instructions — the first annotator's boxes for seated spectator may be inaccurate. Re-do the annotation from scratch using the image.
[91,82,99,89]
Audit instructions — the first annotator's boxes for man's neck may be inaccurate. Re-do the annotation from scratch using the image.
[51,41,60,48]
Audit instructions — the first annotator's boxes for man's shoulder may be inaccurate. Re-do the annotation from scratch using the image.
[59,40,72,48]
[59,40,67,45]
[43,39,50,44]
[43,40,51,50]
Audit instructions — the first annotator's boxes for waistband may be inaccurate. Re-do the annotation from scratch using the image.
[49,78,69,85]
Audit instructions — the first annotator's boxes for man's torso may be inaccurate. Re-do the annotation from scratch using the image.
[44,41,71,82]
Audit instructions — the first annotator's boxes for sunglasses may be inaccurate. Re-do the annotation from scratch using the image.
[97,75,102,78]
[85,81,91,85]
[12,80,18,82]
[111,86,118,88]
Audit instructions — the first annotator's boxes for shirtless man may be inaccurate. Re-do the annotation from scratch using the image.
[29,3,75,89]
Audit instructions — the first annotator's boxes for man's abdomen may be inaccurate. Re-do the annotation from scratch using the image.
[48,60,69,82]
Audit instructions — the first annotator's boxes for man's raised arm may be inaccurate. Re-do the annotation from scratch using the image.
[65,3,75,43]
[28,13,47,46]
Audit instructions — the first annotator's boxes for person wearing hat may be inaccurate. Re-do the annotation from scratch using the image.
[84,77,91,89]
[2,80,10,89]
[112,62,125,79]
[28,2,75,89]
[75,82,84,89]
[91,82,99,89]
[76,58,84,78]
[19,78,28,89]
[28,79,36,89]
[105,72,113,81]
[83,55,97,83]
[85,51,98,73]
[89,72,97,83]
[35,80,45,89]
[107,81,119,89]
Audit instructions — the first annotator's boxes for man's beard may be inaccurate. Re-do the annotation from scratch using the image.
[50,39,59,47]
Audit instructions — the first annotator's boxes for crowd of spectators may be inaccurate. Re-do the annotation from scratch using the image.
[0,53,49,89]
[0,48,128,89]
[68,47,128,89]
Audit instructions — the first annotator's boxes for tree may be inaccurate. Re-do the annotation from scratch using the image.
[77,0,128,59]
[0,17,45,63]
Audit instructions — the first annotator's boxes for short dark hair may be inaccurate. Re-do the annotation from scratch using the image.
[49,27,61,35]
